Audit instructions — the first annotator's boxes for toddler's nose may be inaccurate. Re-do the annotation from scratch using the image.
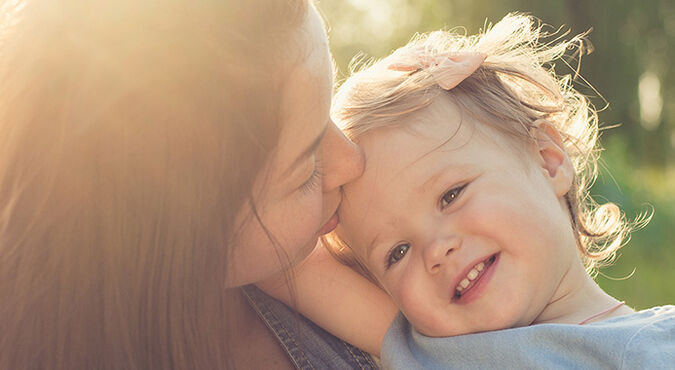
[423,236,461,274]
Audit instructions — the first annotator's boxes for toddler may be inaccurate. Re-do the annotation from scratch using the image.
[261,13,674,369]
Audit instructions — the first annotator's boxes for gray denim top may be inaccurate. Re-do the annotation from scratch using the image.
[242,285,379,369]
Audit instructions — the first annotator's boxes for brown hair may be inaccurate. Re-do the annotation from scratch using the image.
[328,13,646,278]
[0,0,308,368]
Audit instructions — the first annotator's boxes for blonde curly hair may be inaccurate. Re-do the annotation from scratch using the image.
[327,13,642,276]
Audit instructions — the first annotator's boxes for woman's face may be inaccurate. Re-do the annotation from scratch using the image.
[225,7,364,287]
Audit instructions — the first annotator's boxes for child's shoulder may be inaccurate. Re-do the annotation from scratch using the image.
[569,305,675,349]
[598,304,675,329]
[588,305,675,369]
[631,304,675,316]
[635,304,675,318]
[608,305,675,369]
[619,305,675,338]
[382,308,675,369]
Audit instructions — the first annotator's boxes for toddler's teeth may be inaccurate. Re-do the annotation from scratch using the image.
[455,257,493,297]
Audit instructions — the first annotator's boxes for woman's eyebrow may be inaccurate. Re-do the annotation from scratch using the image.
[282,123,329,177]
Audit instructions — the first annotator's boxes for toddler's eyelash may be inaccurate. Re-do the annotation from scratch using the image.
[385,243,410,269]
[440,184,467,209]
[299,158,323,194]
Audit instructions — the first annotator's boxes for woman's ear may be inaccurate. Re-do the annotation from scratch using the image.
[530,119,574,197]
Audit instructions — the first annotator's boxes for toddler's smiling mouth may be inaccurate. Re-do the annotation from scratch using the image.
[453,254,497,300]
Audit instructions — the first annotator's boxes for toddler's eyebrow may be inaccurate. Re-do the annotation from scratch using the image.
[416,166,448,194]
[415,163,473,194]
[366,232,382,258]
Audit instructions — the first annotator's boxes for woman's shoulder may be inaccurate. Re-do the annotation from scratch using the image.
[242,285,379,370]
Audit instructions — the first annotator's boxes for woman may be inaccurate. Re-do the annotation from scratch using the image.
[0,0,375,368]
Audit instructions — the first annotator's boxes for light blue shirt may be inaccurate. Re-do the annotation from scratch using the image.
[382,305,675,369]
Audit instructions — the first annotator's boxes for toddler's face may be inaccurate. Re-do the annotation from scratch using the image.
[336,100,579,337]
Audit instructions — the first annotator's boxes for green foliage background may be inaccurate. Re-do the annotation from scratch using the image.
[321,0,674,309]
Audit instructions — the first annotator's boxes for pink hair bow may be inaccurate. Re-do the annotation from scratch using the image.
[387,47,487,90]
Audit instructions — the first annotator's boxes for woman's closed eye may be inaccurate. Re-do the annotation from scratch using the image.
[298,156,323,194]
[440,184,467,209]
[386,243,410,268]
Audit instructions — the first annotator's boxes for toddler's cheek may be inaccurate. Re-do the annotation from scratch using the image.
[392,281,433,328]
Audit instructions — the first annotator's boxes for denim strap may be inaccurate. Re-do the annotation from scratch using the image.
[242,285,379,369]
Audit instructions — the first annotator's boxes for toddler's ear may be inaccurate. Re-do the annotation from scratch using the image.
[530,119,574,197]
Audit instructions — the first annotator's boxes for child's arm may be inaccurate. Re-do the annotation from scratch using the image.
[256,241,398,357]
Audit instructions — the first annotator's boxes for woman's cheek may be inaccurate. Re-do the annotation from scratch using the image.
[279,192,324,254]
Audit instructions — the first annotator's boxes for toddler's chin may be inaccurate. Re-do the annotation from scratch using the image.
[412,321,461,338]
[412,317,507,338]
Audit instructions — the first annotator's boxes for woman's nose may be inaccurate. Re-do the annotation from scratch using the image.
[320,122,365,192]
[423,236,461,274]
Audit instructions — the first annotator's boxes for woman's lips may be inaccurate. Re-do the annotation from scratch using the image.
[318,212,339,235]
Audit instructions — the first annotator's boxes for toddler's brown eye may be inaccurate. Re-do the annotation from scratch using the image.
[388,243,410,266]
[440,185,466,209]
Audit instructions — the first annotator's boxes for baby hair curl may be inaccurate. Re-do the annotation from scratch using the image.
[326,13,646,277]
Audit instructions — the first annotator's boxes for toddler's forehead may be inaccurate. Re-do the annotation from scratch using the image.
[342,103,470,204]
[338,130,420,253]
[339,103,534,235]
[339,114,465,248]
